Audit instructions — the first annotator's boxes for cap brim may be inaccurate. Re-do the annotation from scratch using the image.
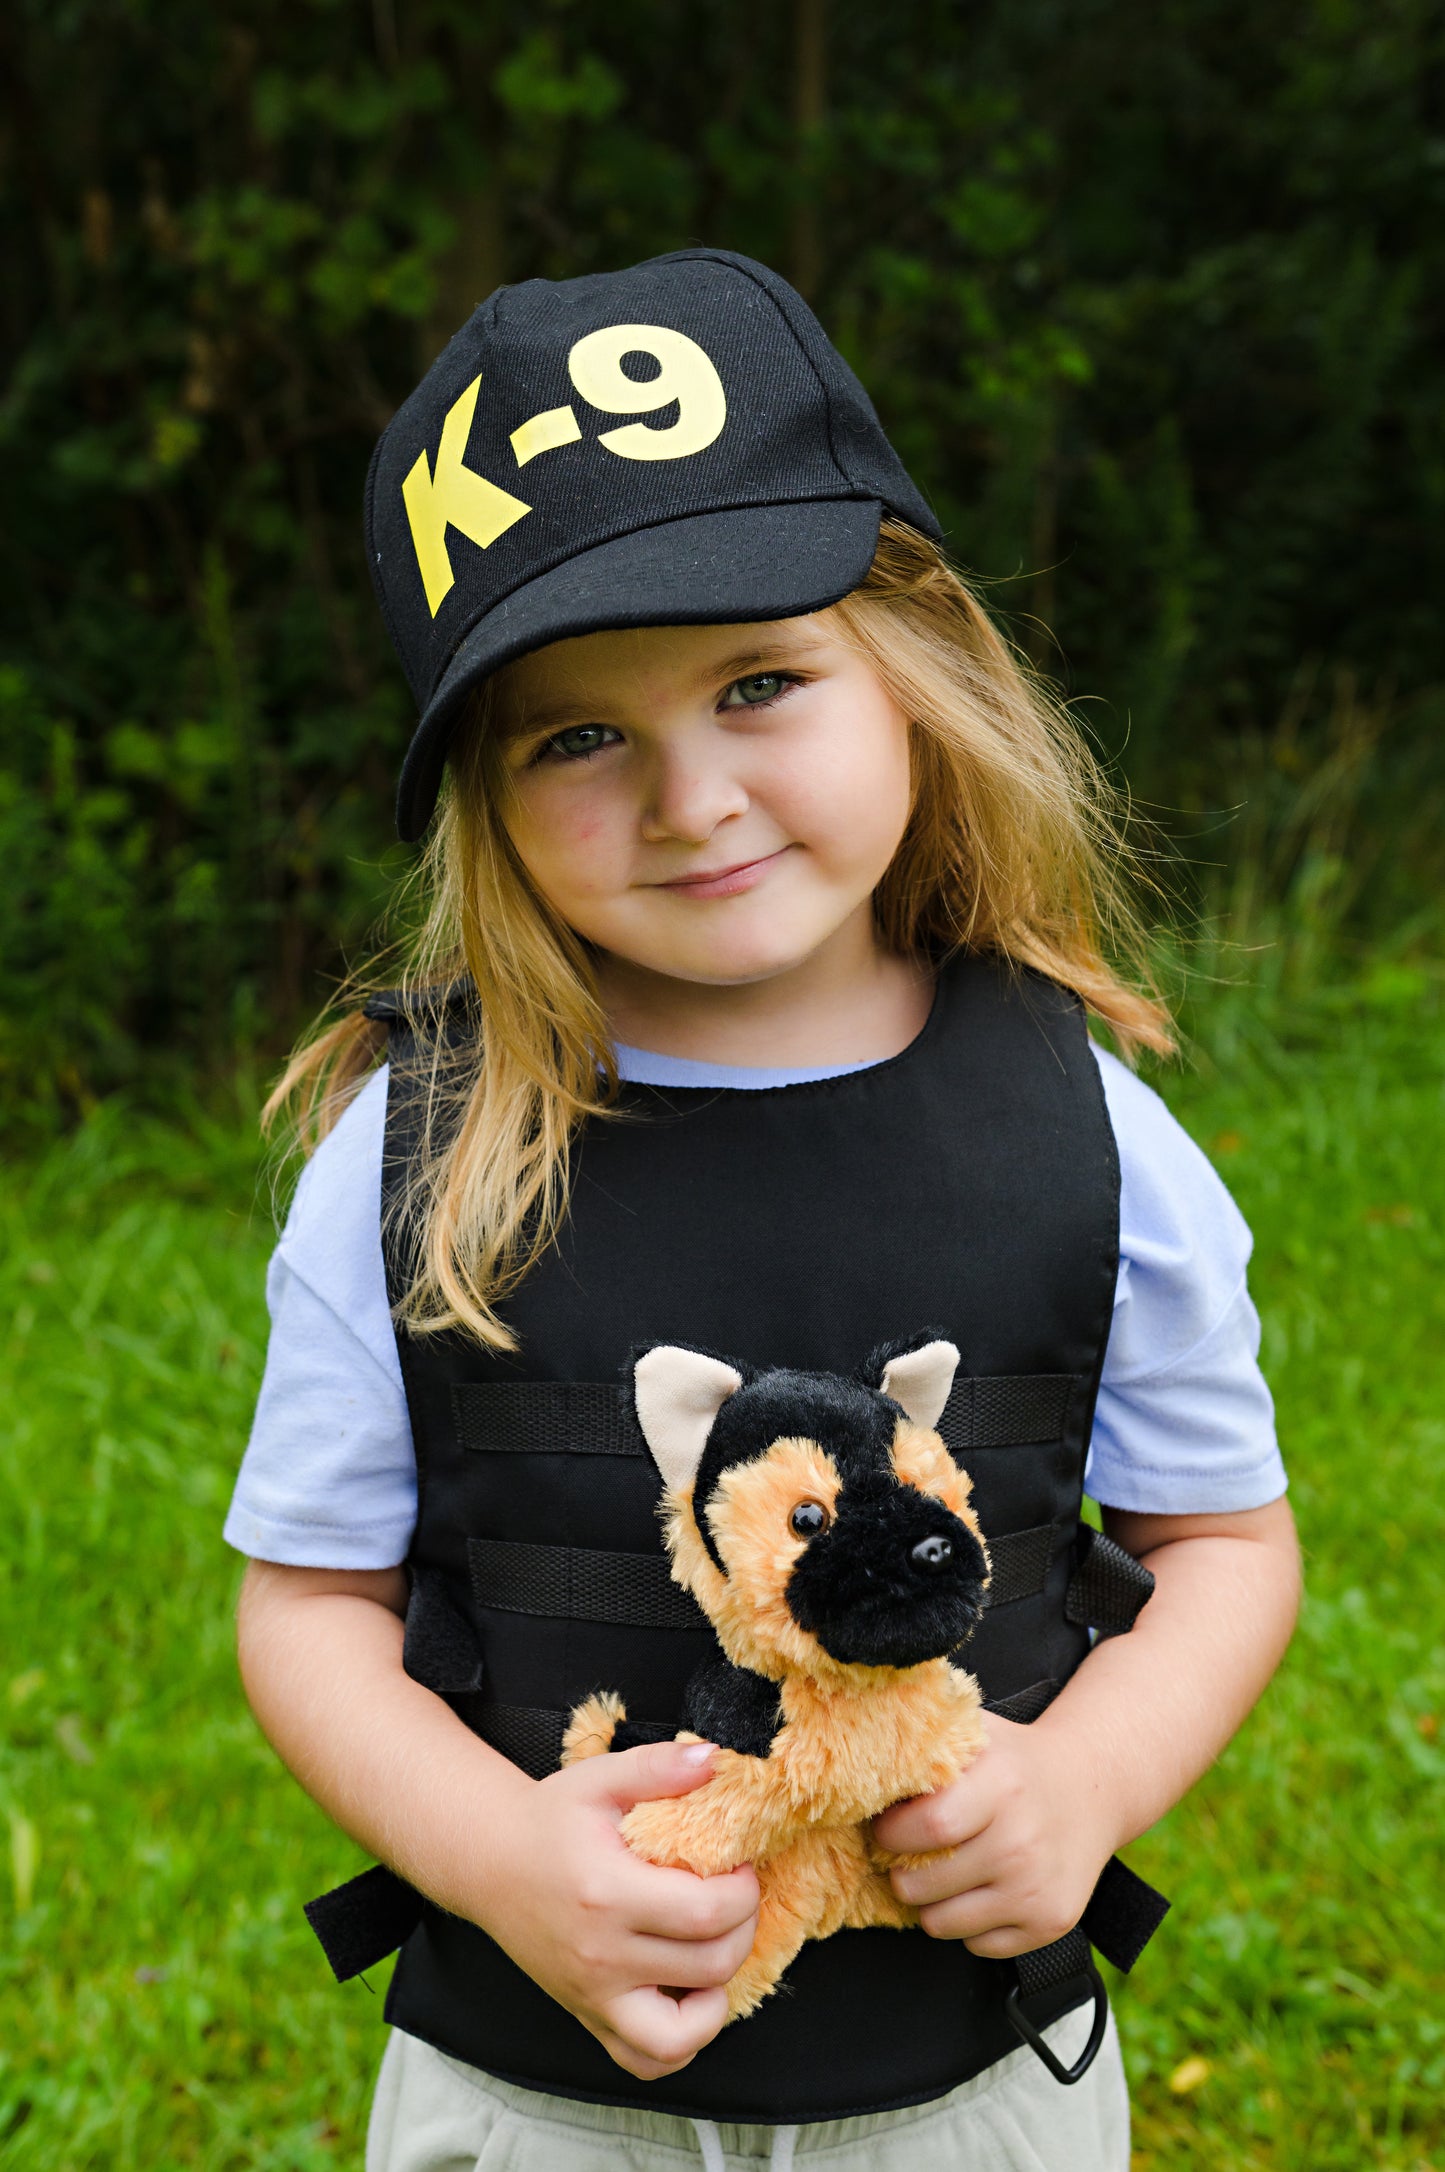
[395,497,883,841]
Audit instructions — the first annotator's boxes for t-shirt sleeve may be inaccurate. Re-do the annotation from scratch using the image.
[1088,1045,1287,1515]
[223,1064,419,1569]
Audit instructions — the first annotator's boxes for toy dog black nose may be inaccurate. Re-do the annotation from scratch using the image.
[911,1534,953,1572]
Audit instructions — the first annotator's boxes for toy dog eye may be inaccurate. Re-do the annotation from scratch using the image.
[789,1500,830,1539]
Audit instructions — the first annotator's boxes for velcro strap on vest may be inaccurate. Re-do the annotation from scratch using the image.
[304,1864,424,1984]
[1005,1856,1171,2086]
[1065,1525,1156,1635]
[1081,1854,1171,1972]
[402,1563,485,1694]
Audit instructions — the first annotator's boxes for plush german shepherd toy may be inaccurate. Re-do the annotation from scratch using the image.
[563,1333,991,2021]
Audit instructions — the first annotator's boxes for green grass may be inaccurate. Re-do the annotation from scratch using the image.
[2,1003,1443,2170]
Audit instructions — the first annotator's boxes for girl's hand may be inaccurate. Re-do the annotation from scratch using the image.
[871,1714,1115,1957]
[485,1738,762,2080]
[874,1502,1303,1960]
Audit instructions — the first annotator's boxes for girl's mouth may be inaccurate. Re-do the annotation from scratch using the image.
[653,848,792,900]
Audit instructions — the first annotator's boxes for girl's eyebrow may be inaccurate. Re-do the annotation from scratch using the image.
[505,696,601,738]
[508,645,818,737]
[694,643,819,687]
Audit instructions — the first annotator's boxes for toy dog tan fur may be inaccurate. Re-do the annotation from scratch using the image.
[563,1335,991,2020]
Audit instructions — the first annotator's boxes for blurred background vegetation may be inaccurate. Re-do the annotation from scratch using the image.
[2,0,1443,1124]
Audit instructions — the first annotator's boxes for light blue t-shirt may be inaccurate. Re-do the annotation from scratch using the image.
[224,1041,1285,1568]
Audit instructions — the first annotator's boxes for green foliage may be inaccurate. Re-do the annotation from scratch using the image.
[2,998,1442,2165]
[2,0,1443,1111]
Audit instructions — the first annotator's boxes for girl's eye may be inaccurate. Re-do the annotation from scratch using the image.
[721,673,791,710]
[789,1500,830,1539]
[537,723,620,763]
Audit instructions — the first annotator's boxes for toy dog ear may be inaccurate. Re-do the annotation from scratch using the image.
[876,1338,962,1431]
[632,1346,744,1496]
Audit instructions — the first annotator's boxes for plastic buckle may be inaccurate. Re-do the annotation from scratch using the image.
[1005,1959,1109,2085]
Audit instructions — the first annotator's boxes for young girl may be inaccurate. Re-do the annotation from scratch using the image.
[227,250,1299,2172]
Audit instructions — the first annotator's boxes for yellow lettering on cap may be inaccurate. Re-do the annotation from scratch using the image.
[510,403,582,466]
[568,326,726,460]
[401,376,532,617]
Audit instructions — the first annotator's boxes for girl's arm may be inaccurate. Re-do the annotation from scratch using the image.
[872,1496,1301,1950]
[236,1560,760,2076]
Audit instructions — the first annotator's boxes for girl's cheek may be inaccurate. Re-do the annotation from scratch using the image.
[515,780,608,853]
[775,746,909,854]
[562,809,605,849]
[516,791,631,904]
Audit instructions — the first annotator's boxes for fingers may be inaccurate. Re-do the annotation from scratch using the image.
[912,1883,1019,1946]
[888,1835,1081,1952]
[873,1719,1023,1855]
[619,1858,760,1943]
[873,1778,983,1856]
[888,1831,991,1907]
[904,1877,1084,1957]
[957,1918,1039,1959]
[626,1912,759,1991]
[595,1985,731,2079]
[929,1899,1069,1959]
[590,1738,718,1812]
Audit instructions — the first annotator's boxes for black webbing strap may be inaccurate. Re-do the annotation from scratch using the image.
[467,1537,710,1630]
[938,1373,1078,1453]
[304,1864,424,1984]
[982,1524,1054,1609]
[464,1525,1055,1631]
[1065,1525,1156,1635]
[474,1700,676,1774]
[983,1677,1060,1724]
[310,1520,1163,2013]
[477,1701,568,1777]
[302,1759,1170,2000]
[452,1380,641,1456]
[1007,1929,1108,2084]
[453,1373,1083,1461]
[986,1570,1170,2087]
[468,1701,684,1776]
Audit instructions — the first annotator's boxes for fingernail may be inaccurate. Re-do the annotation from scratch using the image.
[680,1741,716,1766]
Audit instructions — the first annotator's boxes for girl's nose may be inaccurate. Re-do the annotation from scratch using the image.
[640,749,749,844]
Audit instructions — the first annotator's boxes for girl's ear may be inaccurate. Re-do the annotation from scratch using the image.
[874,1337,962,1432]
[632,1346,744,1495]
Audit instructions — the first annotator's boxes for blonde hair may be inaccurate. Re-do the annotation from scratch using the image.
[268,520,1173,1349]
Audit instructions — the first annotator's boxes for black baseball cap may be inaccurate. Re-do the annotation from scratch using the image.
[366,248,942,841]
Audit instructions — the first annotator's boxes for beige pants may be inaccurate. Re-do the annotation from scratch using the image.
[366,2008,1130,2171]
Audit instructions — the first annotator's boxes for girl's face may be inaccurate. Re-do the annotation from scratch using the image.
[494,616,913,991]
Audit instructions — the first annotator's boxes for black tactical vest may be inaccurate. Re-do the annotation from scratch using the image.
[306,952,1165,2121]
